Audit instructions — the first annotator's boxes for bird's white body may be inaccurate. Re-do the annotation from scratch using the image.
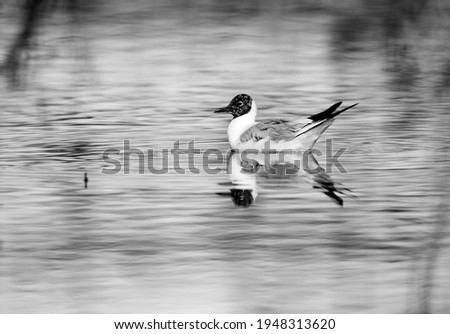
[226,100,333,152]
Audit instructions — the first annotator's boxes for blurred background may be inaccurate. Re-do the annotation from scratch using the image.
[0,0,449,313]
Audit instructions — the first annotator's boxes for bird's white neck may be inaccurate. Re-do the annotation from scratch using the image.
[227,100,257,150]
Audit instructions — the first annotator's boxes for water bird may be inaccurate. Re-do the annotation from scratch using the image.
[84,172,88,188]
[214,94,358,151]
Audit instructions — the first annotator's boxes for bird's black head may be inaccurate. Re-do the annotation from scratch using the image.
[214,94,253,118]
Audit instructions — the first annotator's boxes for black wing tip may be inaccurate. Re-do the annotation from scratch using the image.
[342,102,359,110]
[309,101,358,122]
[308,101,342,122]
[326,101,343,113]
[333,102,359,117]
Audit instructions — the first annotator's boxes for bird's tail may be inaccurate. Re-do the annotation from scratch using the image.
[295,101,358,139]
[292,101,358,149]
[308,101,358,123]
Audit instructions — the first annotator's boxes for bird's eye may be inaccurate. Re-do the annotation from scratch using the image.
[237,101,244,107]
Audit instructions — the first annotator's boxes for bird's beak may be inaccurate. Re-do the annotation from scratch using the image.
[213,106,231,114]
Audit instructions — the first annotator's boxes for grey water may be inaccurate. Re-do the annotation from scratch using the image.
[1,1,449,313]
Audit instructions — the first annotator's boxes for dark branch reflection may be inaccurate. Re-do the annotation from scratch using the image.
[0,0,90,87]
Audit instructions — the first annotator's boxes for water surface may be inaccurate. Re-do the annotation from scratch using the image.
[1,1,449,313]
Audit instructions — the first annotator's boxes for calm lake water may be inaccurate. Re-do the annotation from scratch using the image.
[1,1,449,313]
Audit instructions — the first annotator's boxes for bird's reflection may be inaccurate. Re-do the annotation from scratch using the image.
[219,152,258,207]
[217,150,352,207]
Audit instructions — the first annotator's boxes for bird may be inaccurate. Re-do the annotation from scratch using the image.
[214,94,358,151]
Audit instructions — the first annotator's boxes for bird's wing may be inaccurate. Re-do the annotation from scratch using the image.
[239,102,358,143]
[240,118,312,143]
